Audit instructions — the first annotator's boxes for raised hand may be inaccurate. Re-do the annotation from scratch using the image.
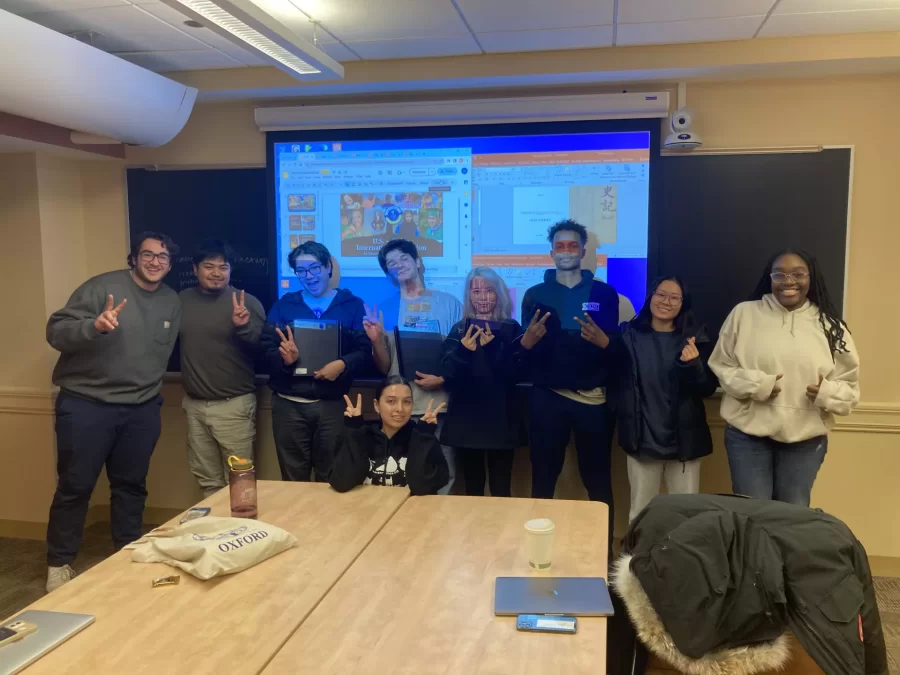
[680,336,700,362]
[421,398,447,425]
[521,309,551,350]
[94,295,127,333]
[315,359,346,381]
[343,393,363,418]
[275,326,299,365]
[769,373,784,400]
[232,290,250,327]
[415,371,444,391]
[479,322,495,348]
[460,323,480,352]
[363,303,384,344]
[806,373,824,403]
[574,313,610,349]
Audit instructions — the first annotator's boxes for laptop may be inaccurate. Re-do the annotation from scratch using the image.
[393,327,444,379]
[290,319,341,376]
[0,610,95,675]
[493,577,614,617]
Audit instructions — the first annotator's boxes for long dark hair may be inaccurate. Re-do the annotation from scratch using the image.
[750,249,848,356]
[375,375,412,400]
[632,276,697,338]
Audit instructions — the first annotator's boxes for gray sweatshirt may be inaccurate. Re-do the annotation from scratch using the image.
[178,286,265,400]
[47,269,182,404]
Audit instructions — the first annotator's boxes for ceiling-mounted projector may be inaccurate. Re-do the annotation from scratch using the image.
[664,107,703,150]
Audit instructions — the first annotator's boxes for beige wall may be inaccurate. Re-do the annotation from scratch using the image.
[2,73,899,559]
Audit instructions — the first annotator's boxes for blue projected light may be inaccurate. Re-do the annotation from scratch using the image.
[273,127,652,322]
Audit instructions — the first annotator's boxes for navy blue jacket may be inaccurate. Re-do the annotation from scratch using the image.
[519,270,619,390]
[261,289,371,400]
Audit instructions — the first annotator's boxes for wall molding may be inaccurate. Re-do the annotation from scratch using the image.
[0,387,55,416]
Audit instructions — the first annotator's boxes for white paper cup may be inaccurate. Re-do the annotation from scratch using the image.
[524,518,555,570]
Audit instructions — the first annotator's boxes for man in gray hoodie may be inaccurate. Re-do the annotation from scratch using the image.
[45,231,181,592]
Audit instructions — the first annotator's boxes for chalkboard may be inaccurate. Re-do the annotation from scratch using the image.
[654,148,850,338]
[127,167,270,371]
[125,149,851,370]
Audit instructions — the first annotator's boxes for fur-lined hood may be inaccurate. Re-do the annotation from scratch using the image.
[612,554,791,675]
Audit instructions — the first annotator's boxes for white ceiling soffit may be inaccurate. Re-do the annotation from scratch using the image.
[157,0,343,79]
[254,92,670,130]
[0,8,197,147]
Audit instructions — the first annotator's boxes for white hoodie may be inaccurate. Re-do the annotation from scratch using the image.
[709,294,859,443]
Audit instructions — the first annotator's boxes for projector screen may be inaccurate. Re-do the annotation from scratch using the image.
[271,122,654,324]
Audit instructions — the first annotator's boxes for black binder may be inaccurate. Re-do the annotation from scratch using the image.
[290,319,341,376]
[394,327,444,379]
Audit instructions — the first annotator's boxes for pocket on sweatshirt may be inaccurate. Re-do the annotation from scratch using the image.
[152,316,177,347]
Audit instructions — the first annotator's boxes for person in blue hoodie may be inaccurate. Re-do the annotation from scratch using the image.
[519,219,619,543]
[262,241,383,482]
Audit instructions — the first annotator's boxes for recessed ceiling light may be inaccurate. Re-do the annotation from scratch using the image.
[183,19,204,28]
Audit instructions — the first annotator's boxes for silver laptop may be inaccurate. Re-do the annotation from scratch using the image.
[494,577,614,617]
[0,610,95,675]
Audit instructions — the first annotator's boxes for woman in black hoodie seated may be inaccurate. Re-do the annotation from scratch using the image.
[329,376,449,495]
[609,276,718,524]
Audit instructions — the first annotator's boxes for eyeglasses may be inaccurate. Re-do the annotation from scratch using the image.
[770,271,809,283]
[295,264,324,278]
[139,251,170,264]
[653,291,683,304]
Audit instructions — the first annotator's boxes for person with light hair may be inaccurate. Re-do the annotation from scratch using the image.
[440,268,523,497]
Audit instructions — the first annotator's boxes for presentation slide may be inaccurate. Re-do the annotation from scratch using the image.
[273,130,650,323]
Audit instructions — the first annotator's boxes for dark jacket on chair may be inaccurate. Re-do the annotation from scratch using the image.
[609,323,718,462]
[611,494,887,675]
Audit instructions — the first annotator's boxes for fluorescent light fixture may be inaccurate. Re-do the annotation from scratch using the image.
[159,0,343,79]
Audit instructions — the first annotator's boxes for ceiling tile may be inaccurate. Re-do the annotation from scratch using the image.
[292,0,470,42]
[243,0,335,44]
[319,41,360,61]
[348,35,481,60]
[759,8,900,36]
[617,0,775,24]
[774,0,900,13]
[0,0,125,15]
[455,0,613,33]
[617,15,764,46]
[478,26,614,54]
[115,48,245,71]
[24,4,207,52]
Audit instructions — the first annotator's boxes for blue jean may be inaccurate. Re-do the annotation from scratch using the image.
[724,425,827,506]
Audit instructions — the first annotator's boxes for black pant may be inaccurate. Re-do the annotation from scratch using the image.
[47,392,162,567]
[458,448,515,497]
[529,387,614,546]
[271,395,343,482]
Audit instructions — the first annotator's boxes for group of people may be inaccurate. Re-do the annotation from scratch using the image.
[42,218,860,594]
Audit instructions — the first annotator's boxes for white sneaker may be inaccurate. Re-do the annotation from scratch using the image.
[46,565,76,593]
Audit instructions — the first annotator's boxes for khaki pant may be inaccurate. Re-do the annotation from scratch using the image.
[183,393,257,498]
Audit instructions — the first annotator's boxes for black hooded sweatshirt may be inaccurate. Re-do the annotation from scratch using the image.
[329,417,449,495]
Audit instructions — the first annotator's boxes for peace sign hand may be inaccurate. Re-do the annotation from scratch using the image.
[460,323,481,352]
[421,398,447,425]
[343,393,363,418]
[232,290,250,327]
[521,309,551,350]
[94,295,127,333]
[479,323,495,348]
[680,336,700,362]
[362,303,384,343]
[275,326,299,365]
[574,313,610,349]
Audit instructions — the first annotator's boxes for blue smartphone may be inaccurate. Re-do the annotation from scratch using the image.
[516,615,577,634]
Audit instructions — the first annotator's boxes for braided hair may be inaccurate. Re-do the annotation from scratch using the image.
[749,249,848,357]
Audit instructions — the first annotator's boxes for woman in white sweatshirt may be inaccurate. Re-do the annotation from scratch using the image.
[709,250,859,506]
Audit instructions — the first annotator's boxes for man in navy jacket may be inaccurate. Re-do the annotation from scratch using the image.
[519,219,619,546]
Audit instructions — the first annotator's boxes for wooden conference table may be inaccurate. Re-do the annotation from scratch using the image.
[14,483,608,674]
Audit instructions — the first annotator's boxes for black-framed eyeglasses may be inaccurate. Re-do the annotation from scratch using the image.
[295,264,324,278]
[139,250,170,264]
[770,271,809,283]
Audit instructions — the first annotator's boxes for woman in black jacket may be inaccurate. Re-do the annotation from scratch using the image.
[610,276,718,523]
[329,376,449,495]
[440,268,523,497]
